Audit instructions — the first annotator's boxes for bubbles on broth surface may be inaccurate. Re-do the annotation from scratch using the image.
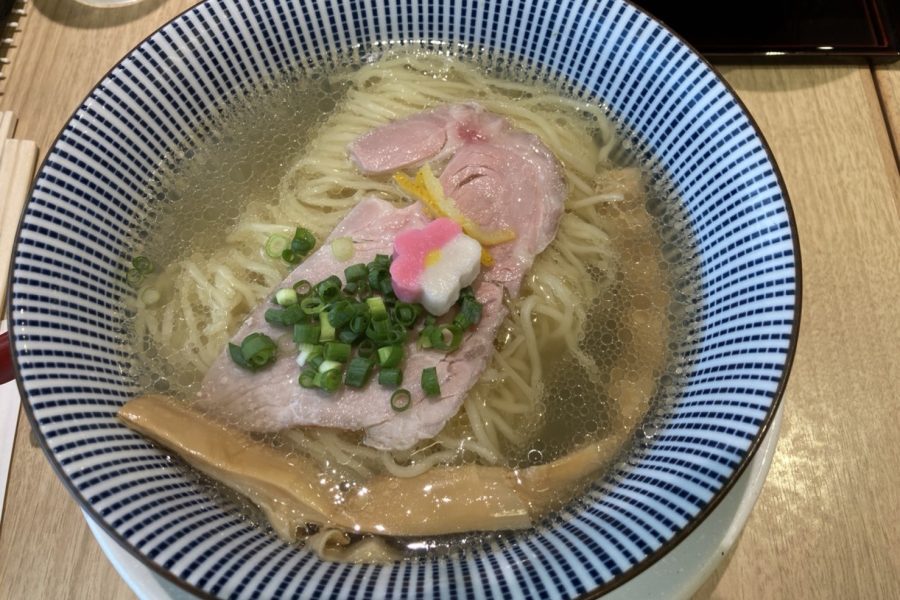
[142,78,352,268]
[125,47,702,559]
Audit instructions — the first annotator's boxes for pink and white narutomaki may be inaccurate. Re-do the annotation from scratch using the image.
[390,217,482,316]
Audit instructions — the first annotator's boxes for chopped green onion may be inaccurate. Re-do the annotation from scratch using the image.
[299,368,317,388]
[140,287,160,306]
[265,304,305,327]
[132,256,154,274]
[454,296,483,329]
[228,343,248,369]
[369,254,391,270]
[377,345,404,368]
[327,300,355,328]
[367,268,384,290]
[319,311,335,342]
[428,324,464,352]
[344,263,368,283]
[240,333,276,366]
[295,343,323,367]
[229,332,277,372]
[349,313,370,335]
[235,239,465,395]
[293,323,320,345]
[265,234,289,258]
[392,303,420,327]
[291,227,316,255]
[125,268,144,288]
[378,368,403,388]
[300,296,326,315]
[366,324,385,344]
[331,237,354,262]
[323,342,352,362]
[418,325,435,349]
[367,321,405,345]
[390,389,412,412]
[264,308,284,326]
[372,318,391,335]
[275,288,298,307]
[316,275,343,302]
[366,296,388,321]
[369,315,395,340]
[282,227,316,265]
[387,323,407,344]
[338,328,362,344]
[353,281,371,297]
[318,359,342,374]
[293,280,312,296]
[357,339,376,359]
[344,357,374,388]
[365,264,393,295]
[308,354,325,371]
[421,367,440,397]
[378,278,394,295]
[314,368,342,393]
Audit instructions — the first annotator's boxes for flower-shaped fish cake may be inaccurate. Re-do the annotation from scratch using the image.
[390,217,482,315]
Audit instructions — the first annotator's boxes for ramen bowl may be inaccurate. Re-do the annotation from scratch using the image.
[8,0,799,597]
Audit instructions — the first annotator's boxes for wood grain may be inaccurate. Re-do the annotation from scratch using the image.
[874,62,900,167]
[0,1,30,97]
[0,0,200,162]
[1,3,899,598]
[0,112,16,145]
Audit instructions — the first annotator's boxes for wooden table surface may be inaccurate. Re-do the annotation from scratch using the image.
[1,2,899,599]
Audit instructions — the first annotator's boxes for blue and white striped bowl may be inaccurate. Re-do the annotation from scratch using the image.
[8,0,799,597]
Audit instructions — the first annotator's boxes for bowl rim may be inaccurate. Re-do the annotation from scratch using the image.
[7,0,802,597]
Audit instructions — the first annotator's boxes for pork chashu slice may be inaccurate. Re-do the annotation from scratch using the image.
[194,104,565,450]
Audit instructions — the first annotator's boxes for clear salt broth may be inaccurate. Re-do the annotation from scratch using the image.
[129,47,701,557]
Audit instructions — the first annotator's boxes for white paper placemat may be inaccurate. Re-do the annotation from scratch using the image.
[0,319,22,525]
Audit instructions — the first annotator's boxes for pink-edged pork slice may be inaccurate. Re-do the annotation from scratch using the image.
[193,197,427,436]
[194,104,565,451]
[350,102,566,295]
[349,103,509,175]
[351,103,567,449]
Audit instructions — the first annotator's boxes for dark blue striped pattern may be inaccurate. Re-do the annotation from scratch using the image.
[10,0,797,597]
